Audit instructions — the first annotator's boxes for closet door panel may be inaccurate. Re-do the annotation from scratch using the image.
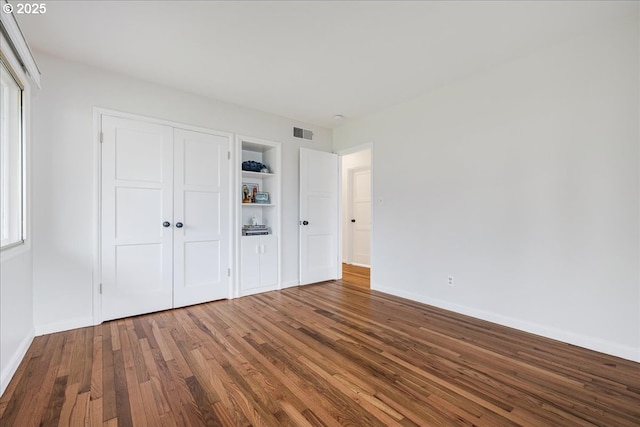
[184,241,221,287]
[184,136,222,187]
[184,191,220,236]
[260,235,278,288]
[241,236,261,290]
[101,116,174,321]
[173,129,229,308]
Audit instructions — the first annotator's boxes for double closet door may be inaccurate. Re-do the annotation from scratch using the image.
[101,115,229,321]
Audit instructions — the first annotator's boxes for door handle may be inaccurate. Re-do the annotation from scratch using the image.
[163,221,171,228]
[351,219,356,223]
[176,222,183,228]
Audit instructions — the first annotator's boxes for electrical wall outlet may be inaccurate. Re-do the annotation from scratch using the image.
[448,276,454,286]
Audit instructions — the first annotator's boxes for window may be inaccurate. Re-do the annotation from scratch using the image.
[0,58,24,249]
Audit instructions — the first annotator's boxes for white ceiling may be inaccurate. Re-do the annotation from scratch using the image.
[15,1,634,128]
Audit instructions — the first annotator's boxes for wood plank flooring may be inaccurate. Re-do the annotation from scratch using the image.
[342,263,370,289]
[1,280,639,426]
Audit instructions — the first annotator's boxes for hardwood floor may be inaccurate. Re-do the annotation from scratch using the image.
[342,263,370,289]
[1,281,639,426]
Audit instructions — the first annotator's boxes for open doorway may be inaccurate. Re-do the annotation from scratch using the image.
[340,146,372,289]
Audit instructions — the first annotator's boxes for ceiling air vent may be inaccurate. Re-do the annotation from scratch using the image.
[293,127,313,141]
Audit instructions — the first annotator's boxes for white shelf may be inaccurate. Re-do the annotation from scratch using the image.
[242,170,276,179]
[242,203,276,207]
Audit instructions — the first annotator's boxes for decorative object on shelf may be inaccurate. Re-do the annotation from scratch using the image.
[255,192,270,204]
[242,183,259,203]
[242,160,270,173]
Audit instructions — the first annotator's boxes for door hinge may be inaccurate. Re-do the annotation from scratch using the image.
[228,151,231,160]
[99,132,103,143]
[227,268,231,277]
[99,283,103,294]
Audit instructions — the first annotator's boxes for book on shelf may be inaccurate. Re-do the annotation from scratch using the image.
[242,225,271,236]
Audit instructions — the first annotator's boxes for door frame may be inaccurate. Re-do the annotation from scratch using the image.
[92,108,234,325]
[337,142,374,281]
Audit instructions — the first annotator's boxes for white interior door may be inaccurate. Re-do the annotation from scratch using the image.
[173,129,229,307]
[299,148,339,285]
[101,116,174,321]
[349,168,371,266]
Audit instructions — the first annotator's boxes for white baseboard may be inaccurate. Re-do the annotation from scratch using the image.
[35,316,95,336]
[373,284,639,363]
[239,285,280,298]
[0,327,35,397]
[347,262,370,268]
[281,280,299,289]
[342,261,371,268]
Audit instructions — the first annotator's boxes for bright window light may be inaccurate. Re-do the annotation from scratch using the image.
[0,58,24,249]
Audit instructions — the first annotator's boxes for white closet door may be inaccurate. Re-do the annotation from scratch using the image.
[101,116,174,321]
[260,234,278,287]
[241,236,261,291]
[173,129,229,307]
[299,148,339,285]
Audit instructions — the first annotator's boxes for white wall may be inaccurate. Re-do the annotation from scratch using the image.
[31,52,332,333]
[334,18,640,361]
[341,149,371,262]
[0,251,34,395]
